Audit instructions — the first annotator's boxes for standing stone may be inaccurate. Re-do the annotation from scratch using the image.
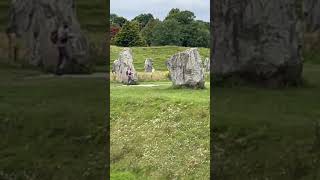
[144,58,154,72]
[7,0,90,73]
[113,48,138,84]
[203,58,210,72]
[304,0,320,32]
[166,48,205,88]
[212,0,304,86]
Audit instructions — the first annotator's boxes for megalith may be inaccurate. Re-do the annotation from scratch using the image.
[144,58,154,72]
[112,48,138,84]
[212,0,304,86]
[7,0,90,73]
[166,48,205,88]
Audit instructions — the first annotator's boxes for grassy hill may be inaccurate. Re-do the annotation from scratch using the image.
[111,82,210,179]
[110,46,210,71]
[0,64,106,179]
[214,61,320,179]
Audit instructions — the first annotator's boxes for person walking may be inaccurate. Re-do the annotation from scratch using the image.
[126,68,133,85]
[55,22,73,75]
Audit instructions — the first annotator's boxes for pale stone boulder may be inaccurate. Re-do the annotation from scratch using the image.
[212,0,304,86]
[7,0,90,73]
[144,58,154,72]
[166,48,205,88]
[113,48,138,84]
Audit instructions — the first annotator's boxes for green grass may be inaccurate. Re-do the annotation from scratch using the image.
[0,64,106,179]
[214,62,320,179]
[110,82,210,179]
[110,46,210,71]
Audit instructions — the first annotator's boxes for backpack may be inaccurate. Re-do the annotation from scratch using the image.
[51,30,58,44]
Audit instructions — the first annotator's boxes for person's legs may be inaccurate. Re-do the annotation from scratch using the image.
[56,47,64,75]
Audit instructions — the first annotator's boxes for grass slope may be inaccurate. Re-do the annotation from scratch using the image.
[110,46,210,71]
[214,62,320,179]
[0,64,106,179]
[110,82,210,179]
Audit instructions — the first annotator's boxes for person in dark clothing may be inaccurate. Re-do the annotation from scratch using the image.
[126,68,133,85]
[55,22,73,75]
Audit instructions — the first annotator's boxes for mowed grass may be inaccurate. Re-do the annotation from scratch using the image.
[110,82,210,179]
[110,46,210,71]
[0,64,106,179]
[214,62,320,179]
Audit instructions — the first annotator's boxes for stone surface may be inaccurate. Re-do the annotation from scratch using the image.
[304,0,320,32]
[203,57,210,72]
[212,0,304,86]
[8,0,90,73]
[112,48,138,84]
[144,58,154,72]
[166,48,205,88]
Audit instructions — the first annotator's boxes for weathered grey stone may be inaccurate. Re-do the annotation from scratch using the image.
[8,0,90,73]
[166,48,205,88]
[144,58,154,72]
[212,0,304,86]
[113,48,138,84]
[203,57,210,72]
[304,0,320,32]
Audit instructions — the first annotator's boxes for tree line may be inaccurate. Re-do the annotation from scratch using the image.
[110,8,210,48]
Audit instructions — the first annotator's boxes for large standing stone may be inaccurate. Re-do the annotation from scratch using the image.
[113,48,138,84]
[166,48,205,88]
[7,0,90,73]
[212,0,304,86]
[144,58,154,72]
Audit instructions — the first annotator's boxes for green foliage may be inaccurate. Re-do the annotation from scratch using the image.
[151,19,182,46]
[114,21,147,47]
[132,13,154,29]
[140,19,160,46]
[112,8,210,48]
[165,8,196,24]
[110,13,128,27]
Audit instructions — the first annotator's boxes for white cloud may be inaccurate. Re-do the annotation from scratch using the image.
[110,0,210,21]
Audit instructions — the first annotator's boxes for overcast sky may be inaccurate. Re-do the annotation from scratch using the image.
[110,0,210,22]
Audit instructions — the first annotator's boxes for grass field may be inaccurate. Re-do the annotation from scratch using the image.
[0,64,106,179]
[110,45,210,71]
[214,62,320,179]
[110,82,210,179]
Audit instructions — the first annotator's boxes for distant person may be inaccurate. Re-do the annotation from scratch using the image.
[6,27,18,63]
[51,22,74,75]
[126,68,133,85]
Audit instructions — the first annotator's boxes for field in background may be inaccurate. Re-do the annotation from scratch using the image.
[110,45,210,71]
[110,82,210,179]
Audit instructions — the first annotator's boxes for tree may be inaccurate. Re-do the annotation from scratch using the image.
[110,25,121,40]
[140,19,160,46]
[132,13,154,29]
[151,19,182,46]
[165,9,196,24]
[110,13,128,27]
[114,21,146,47]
